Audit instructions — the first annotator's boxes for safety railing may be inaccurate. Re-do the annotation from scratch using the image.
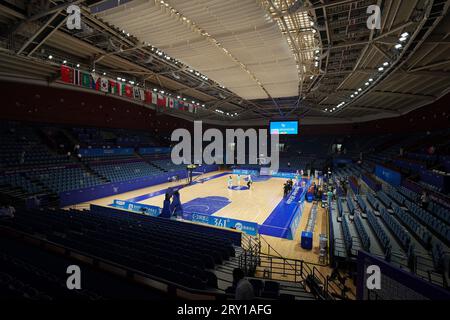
[238,233,351,300]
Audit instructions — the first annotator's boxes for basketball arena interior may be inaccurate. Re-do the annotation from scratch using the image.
[0,0,450,306]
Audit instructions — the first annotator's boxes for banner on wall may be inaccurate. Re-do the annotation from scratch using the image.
[289,200,305,240]
[232,169,259,176]
[270,171,296,179]
[182,212,259,236]
[375,165,402,186]
[139,147,171,155]
[111,199,162,217]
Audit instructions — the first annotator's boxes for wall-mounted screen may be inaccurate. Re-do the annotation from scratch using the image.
[269,121,298,135]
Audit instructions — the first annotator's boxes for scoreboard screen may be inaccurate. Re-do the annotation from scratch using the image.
[269,121,298,135]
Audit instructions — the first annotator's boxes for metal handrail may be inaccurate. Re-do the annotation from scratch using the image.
[238,228,346,299]
[252,251,340,300]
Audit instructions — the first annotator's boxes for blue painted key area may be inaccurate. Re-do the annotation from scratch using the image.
[183,196,231,215]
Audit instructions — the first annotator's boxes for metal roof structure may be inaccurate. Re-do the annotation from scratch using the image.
[0,0,449,125]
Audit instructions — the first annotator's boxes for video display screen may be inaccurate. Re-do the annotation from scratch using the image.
[269,121,298,135]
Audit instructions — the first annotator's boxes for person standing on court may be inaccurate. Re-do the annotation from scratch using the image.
[160,193,172,218]
[170,191,183,219]
[283,182,289,197]
[227,176,233,189]
[247,175,253,190]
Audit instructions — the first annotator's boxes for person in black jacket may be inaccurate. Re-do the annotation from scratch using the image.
[160,193,172,218]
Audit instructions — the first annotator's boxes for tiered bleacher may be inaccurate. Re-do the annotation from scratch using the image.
[287,130,449,290]
[0,122,184,206]
[3,207,239,291]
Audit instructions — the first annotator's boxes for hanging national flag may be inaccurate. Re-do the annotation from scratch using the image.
[178,100,184,111]
[100,78,109,92]
[151,92,157,105]
[91,73,100,90]
[133,86,140,100]
[145,90,152,103]
[109,80,117,94]
[60,65,73,83]
[173,99,179,110]
[125,85,133,98]
[73,69,82,86]
[168,98,174,108]
[188,103,194,113]
[157,94,165,107]
[81,72,91,88]
[139,89,145,101]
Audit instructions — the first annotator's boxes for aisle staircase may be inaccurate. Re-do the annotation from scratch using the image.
[212,247,316,300]
[215,233,353,300]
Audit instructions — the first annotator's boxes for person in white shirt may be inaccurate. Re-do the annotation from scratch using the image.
[227,176,233,189]
[232,268,255,300]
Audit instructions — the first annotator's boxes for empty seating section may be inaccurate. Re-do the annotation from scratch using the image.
[0,248,101,300]
[341,215,353,255]
[27,167,104,193]
[73,127,115,147]
[394,159,426,172]
[398,186,420,202]
[0,122,180,200]
[354,214,370,251]
[386,186,450,235]
[404,199,450,244]
[431,242,450,272]
[429,202,450,225]
[348,176,359,194]
[377,191,393,208]
[0,125,69,168]
[389,189,406,206]
[362,173,381,192]
[6,207,240,290]
[367,193,381,211]
[393,206,432,248]
[337,199,343,217]
[89,161,162,182]
[276,135,333,170]
[366,209,391,259]
[420,170,448,194]
[279,156,314,170]
[356,195,367,212]
[73,127,158,148]
[346,196,355,215]
[335,182,345,197]
[0,174,45,195]
[379,207,412,252]
[150,158,185,172]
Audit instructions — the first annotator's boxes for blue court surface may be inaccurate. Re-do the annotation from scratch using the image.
[259,186,306,239]
[183,196,231,215]
[228,185,250,191]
